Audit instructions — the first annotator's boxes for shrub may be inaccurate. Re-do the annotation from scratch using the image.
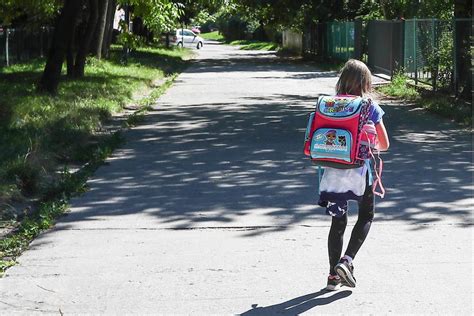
[379,73,418,100]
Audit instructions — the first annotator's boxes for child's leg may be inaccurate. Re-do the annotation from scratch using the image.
[328,213,348,275]
[344,175,375,259]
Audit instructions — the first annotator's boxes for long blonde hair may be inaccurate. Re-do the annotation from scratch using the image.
[335,59,372,97]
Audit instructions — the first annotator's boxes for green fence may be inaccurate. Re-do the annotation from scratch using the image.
[404,19,455,91]
[304,18,472,94]
[326,21,355,61]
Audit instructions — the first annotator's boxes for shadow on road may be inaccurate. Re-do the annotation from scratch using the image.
[52,48,472,236]
[239,289,352,315]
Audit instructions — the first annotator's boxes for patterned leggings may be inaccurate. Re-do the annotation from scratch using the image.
[328,175,374,275]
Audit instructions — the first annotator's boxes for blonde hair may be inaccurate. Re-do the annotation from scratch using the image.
[335,59,372,97]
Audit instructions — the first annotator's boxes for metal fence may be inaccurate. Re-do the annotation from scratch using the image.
[326,21,356,61]
[303,18,473,94]
[404,19,454,90]
[303,22,357,61]
[0,27,53,67]
[367,20,404,76]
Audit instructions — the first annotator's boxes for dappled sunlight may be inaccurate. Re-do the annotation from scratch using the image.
[51,45,473,237]
[374,100,472,226]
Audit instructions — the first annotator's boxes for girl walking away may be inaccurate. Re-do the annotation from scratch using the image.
[321,59,390,291]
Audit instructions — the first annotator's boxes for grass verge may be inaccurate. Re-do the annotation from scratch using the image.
[229,40,280,51]
[377,73,472,128]
[377,73,418,100]
[0,46,190,204]
[0,132,124,276]
[199,32,279,51]
[200,31,224,41]
[0,45,191,275]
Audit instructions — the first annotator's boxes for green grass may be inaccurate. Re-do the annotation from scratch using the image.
[418,94,472,127]
[378,73,418,100]
[199,32,279,51]
[200,31,224,41]
[377,73,472,128]
[229,40,280,51]
[0,46,190,212]
[0,45,191,276]
[0,132,124,277]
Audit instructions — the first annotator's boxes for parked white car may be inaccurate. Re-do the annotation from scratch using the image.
[171,29,204,49]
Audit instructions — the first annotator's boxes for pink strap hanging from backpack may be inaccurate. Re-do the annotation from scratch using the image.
[358,126,385,198]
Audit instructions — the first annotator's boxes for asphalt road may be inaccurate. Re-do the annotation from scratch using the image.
[1,42,472,315]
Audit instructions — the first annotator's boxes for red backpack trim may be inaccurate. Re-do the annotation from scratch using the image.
[304,95,372,169]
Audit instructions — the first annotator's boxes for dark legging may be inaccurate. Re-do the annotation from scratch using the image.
[328,174,374,275]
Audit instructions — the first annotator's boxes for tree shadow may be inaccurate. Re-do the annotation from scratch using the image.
[39,44,473,236]
[239,289,352,315]
[253,72,339,80]
[107,49,190,75]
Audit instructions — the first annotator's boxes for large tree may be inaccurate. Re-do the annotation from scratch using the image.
[38,0,184,93]
[38,0,84,93]
[377,0,454,19]
[454,0,472,100]
[0,0,61,27]
[91,0,111,59]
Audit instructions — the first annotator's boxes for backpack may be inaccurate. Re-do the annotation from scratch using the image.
[304,95,385,197]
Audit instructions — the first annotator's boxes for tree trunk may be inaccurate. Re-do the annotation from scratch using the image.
[74,0,99,78]
[67,22,78,77]
[378,0,389,19]
[38,0,82,93]
[102,0,116,58]
[92,0,109,59]
[454,0,472,100]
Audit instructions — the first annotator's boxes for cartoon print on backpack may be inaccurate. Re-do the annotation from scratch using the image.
[325,130,337,145]
[338,135,346,147]
[325,98,336,108]
[322,97,357,115]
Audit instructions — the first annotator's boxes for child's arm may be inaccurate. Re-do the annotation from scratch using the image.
[375,119,390,151]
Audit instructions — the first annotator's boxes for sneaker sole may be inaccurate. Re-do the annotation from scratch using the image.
[335,264,356,288]
[325,283,341,291]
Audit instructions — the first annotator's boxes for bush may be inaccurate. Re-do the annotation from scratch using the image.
[218,15,248,41]
[378,73,418,100]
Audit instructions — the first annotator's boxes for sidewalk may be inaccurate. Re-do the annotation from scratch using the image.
[1,42,472,315]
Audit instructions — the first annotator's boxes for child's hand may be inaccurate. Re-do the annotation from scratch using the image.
[375,120,390,151]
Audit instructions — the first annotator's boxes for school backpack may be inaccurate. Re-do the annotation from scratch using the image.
[304,95,385,197]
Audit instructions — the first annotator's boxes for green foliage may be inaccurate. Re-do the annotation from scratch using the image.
[0,46,190,203]
[378,73,419,99]
[377,73,471,127]
[0,136,126,274]
[3,157,41,196]
[200,31,224,41]
[235,0,299,28]
[125,73,178,127]
[229,40,279,51]
[424,22,455,91]
[125,0,184,33]
[377,0,454,19]
[0,200,67,271]
[213,5,263,42]
[179,0,225,26]
[0,46,191,275]
[191,10,216,26]
[0,260,16,275]
[225,0,456,32]
[419,95,472,127]
[0,0,60,26]
[117,25,148,51]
